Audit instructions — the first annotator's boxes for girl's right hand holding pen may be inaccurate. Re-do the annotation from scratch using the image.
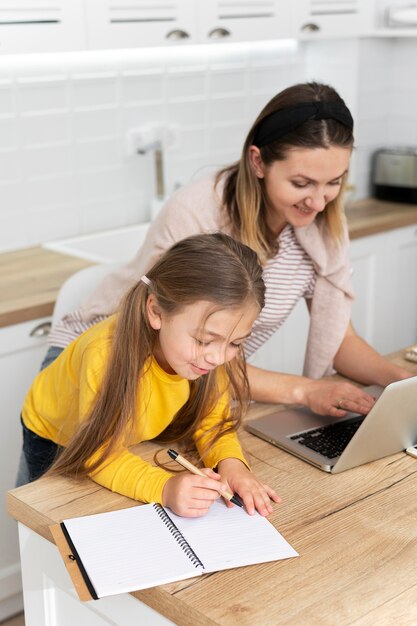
[162,469,226,518]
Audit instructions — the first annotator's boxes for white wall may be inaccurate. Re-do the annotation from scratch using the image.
[356,37,417,198]
[0,40,306,253]
[0,36,416,254]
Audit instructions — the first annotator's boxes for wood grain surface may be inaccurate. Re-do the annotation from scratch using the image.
[346,198,417,239]
[0,247,92,327]
[7,351,417,625]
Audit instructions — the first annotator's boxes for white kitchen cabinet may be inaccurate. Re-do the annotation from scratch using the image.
[0,0,85,54]
[0,316,51,621]
[350,223,417,354]
[249,298,309,376]
[84,0,292,51]
[198,0,291,44]
[366,0,417,37]
[84,0,198,49]
[293,0,373,39]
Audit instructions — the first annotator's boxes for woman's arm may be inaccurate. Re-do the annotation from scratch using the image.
[246,321,413,416]
[246,363,376,417]
[333,321,412,386]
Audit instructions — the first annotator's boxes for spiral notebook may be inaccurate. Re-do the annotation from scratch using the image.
[51,500,298,600]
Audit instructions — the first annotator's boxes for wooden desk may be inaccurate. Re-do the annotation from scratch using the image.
[7,351,417,626]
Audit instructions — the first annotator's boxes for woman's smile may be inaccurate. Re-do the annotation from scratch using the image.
[250,145,351,237]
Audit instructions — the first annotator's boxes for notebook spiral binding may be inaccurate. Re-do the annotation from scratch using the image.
[153,503,204,569]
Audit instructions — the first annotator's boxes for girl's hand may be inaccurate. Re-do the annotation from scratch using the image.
[162,468,225,518]
[217,458,281,517]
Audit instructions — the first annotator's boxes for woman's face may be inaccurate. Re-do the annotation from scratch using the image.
[249,145,352,237]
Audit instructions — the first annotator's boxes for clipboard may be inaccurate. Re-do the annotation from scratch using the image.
[50,523,95,601]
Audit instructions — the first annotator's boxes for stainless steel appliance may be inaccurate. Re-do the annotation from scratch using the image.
[373,147,417,203]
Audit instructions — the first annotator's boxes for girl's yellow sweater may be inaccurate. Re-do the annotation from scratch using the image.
[22,316,247,504]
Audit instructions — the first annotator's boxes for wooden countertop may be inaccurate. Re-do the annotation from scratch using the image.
[1,198,417,328]
[7,351,417,626]
[346,197,417,239]
[0,247,93,328]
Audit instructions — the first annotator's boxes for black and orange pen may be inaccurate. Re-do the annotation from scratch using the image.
[167,448,244,507]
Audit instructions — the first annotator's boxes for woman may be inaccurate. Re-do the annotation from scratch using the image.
[46,81,411,417]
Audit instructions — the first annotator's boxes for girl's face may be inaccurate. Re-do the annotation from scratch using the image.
[147,297,259,379]
[249,145,351,237]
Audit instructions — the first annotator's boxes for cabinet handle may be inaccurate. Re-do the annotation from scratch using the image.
[165,29,190,40]
[301,22,320,33]
[29,321,52,338]
[208,27,231,39]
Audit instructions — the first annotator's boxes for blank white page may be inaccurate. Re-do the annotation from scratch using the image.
[168,500,298,572]
[62,504,202,598]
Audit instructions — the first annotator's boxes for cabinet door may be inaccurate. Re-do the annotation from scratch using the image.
[0,317,51,616]
[350,235,379,345]
[0,0,85,53]
[350,225,417,355]
[198,0,291,44]
[373,225,417,353]
[85,0,197,49]
[294,0,367,39]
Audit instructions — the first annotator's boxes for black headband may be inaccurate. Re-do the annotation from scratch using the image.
[252,101,354,148]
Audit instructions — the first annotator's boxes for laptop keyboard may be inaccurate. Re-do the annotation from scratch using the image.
[289,417,364,459]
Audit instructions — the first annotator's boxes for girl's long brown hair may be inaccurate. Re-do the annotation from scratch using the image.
[49,233,265,478]
[217,81,354,264]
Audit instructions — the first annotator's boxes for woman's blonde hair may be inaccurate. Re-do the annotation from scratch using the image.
[218,81,354,263]
[49,233,265,478]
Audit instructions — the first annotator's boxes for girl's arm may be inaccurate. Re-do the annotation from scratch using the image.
[88,445,225,517]
[193,387,281,516]
[88,446,174,503]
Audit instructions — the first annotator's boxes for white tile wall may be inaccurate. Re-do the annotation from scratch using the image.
[1,35,416,253]
[0,41,305,253]
[303,38,360,200]
[356,37,417,198]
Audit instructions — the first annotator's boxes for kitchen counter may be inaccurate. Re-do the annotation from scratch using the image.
[7,350,417,626]
[0,247,93,328]
[346,197,417,239]
[1,198,417,328]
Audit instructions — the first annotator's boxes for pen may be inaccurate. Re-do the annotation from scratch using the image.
[167,449,244,508]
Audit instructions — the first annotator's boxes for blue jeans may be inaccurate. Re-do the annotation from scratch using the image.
[15,345,64,487]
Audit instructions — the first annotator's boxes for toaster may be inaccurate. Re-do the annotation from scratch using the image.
[372,147,417,203]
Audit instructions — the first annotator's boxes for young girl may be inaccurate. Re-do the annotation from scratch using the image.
[20,233,280,518]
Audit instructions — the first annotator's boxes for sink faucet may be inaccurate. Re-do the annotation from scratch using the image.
[137,140,165,201]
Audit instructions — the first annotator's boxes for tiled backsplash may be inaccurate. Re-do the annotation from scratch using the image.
[0,36,416,253]
[0,41,306,252]
[356,37,417,199]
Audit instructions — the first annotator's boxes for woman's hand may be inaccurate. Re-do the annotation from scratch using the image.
[162,468,225,518]
[217,458,281,517]
[299,379,376,417]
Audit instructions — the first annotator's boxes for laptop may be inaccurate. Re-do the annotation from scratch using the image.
[245,376,417,473]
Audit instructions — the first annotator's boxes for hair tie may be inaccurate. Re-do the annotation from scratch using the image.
[253,101,354,148]
[140,275,152,287]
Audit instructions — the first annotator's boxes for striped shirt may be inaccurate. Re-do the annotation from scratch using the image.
[49,224,315,354]
[244,224,315,357]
